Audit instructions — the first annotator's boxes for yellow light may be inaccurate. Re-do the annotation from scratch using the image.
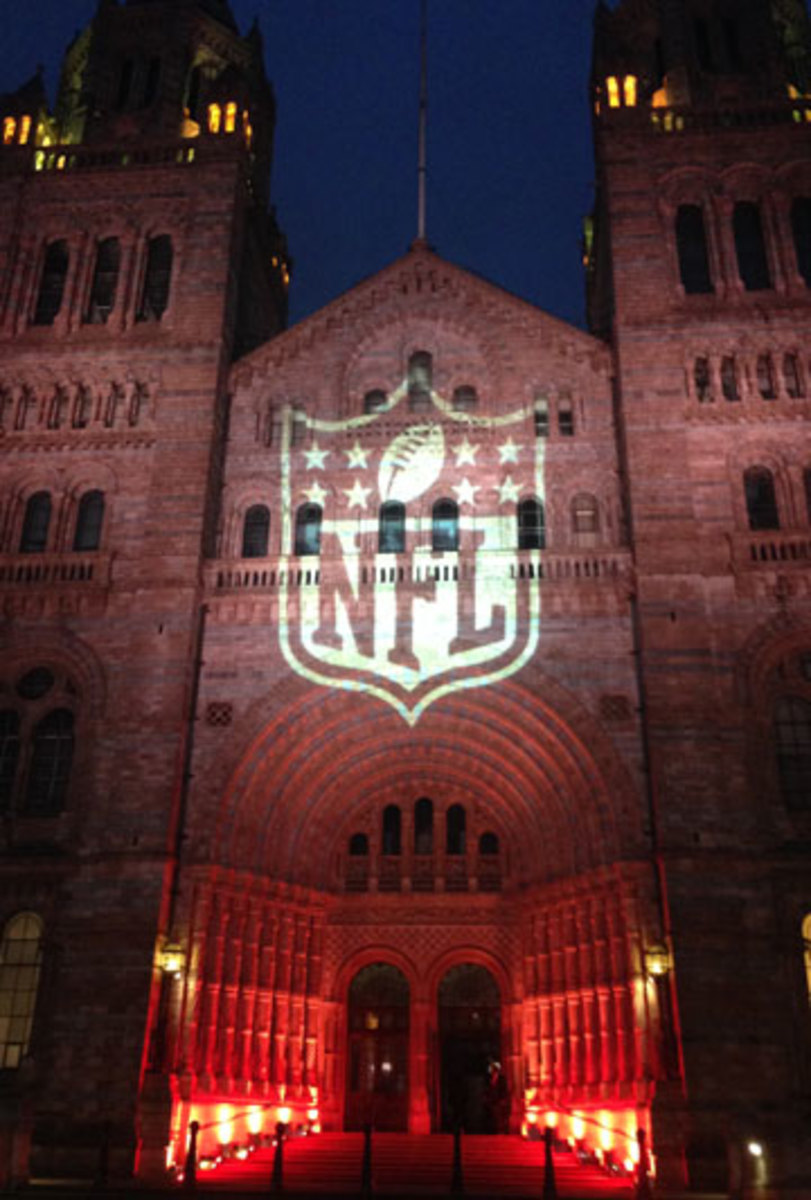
[247,1106,263,1135]
[307,1108,319,1122]
[225,101,237,134]
[630,1141,641,1164]
[34,150,45,172]
[2,117,16,145]
[572,1115,585,1141]
[545,1111,559,1129]
[624,1158,634,1173]
[56,155,66,171]
[607,77,621,108]
[277,1106,291,1125]
[645,944,671,977]
[217,1105,234,1145]
[311,1122,321,1134]
[623,75,638,107]
[19,115,32,145]
[208,103,222,134]
[235,1148,249,1160]
[788,84,800,99]
[747,1142,764,1158]
[526,1111,538,1125]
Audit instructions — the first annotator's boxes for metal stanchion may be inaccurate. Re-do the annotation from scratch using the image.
[183,1120,199,1193]
[636,1128,652,1200]
[361,1121,373,1200]
[271,1121,286,1195]
[542,1125,558,1200]
[451,1122,464,1194]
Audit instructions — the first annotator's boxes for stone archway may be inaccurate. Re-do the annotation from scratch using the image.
[436,963,501,1133]
[345,962,410,1131]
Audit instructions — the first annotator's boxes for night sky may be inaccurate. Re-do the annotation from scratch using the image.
[2,1,601,329]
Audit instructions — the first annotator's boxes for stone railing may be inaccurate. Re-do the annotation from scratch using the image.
[0,551,112,588]
[730,530,811,568]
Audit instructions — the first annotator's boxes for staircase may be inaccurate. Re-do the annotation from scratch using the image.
[198,1132,634,1196]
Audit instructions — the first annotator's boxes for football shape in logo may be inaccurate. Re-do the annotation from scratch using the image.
[378,423,445,504]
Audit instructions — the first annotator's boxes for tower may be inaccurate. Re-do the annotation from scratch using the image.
[589,0,811,1188]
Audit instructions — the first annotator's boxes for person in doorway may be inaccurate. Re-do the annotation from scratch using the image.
[485,1059,508,1134]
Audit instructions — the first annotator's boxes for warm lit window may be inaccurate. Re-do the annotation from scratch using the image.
[721,356,739,402]
[85,237,121,324]
[25,709,74,816]
[32,240,69,326]
[294,503,322,557]
[675,205,714,295]
[518,497,545,550]
[20,493,52,554]
[744,466,779,531]
[733,202,771,291]
[208,103,222,134]
[694,356,713,402]
[757,355,776,400]
[432,498,459,551]
[18,115,31,145]
[791,197,811,288]
[0,914,43,1069]
[379,501,406,554]
[623,75,638,107]
[572,492,600,534]
[784,353,804,399]
[73,490,105,552]
[774,697,811,810]
[242,504,270,558]
[224,102,238,134]
[606,77,621,108]
[2,117,15,145]
[137,235,173,322]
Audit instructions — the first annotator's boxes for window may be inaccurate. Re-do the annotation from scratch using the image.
[518,497,545,550]
[534,397,549,437]
[744,466,779,531]
[115,59,134,110]
[675,205,714,294]
[208,103,222,134]
[24,709,74,817]
[382,805,401,855]
[784,353,804,399]
[408,351,432,411]
[379,501,405,554]
[790,197,811,287]
[804,468,811,523]
[295,504,322,557]
[0,914,43,1069]
[721,356,739,402]
[137,235,173,322]
[241,504,270,558]
[85,238,120,324]
[414,797,434,855]
[774,697,811,810]
[0,712,20,812]
[363,389,387,414]
[694,356,712,402]
[19,493,51,554]
[452,385,478,413]
[558,397,575,436]
[757,355,776,400]
[349,833,369,856]
[186,65,202,120]
[432,499,459,551]
[733,202,771,291]
[572,492,600,534]
[142,57,161,108]
[479,832,499,856]
[32,241,69,326]
[73,490,105,552]
[446,805,466,855]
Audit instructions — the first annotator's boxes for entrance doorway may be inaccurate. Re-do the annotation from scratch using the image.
[346,963,409,1131]
[437,964,501,1133]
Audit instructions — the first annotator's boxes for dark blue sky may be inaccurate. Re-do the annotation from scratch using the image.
[2,1,600,328]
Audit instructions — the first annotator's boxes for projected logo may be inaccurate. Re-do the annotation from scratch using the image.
[279,384,544,725]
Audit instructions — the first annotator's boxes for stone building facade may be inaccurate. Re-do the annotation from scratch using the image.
[0,0,809,1193]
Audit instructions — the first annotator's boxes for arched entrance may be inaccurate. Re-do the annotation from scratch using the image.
[437,964,501,1133]
[346,963,410,1131]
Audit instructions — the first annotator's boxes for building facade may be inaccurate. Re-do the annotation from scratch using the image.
[0,0,810,1192]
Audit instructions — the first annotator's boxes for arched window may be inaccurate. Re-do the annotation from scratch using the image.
[721,356,739,401]
[137,234,173,322]
[294,504,322,556]
[363,389,387,414]
[479,832,499,856]
[349,832,369,856]
[733,202,771,291]
[408,350,432,411]
[0,913,43,1069]
[784,353,804,399]
[24,709,74,817]
[0,712,20,812]
[517,497,545,550]
[744,467,779,531]
[774,697,811,810]
[33,241,69,326]
[85,238,120,324]
[432,499,459,552]
[20,492,51,554]
[558,397,575,436]
[452,385,478,413]
[382,805,401,856]
[241,504,270,558]
[756,355,776,400]
[675,204,714,294]
[414,797,434,855]
[446,804,466,855]
[694,357,712,402]
[73,490,105,552]
[790,197,811,287]
[379,501,405,554]
[572,493,600,535]
[534,397,549,438]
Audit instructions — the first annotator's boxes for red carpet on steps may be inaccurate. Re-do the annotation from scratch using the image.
[197,1132,634,1196]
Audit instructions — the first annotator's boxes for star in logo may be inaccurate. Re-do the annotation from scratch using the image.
[303,442,330,470]
[345,440,370,470]
[498,475,521,505]
[453,478,479,508]
[498,438,519,464]
[454,437,479,467]
[303,481,328,507]
[343,479,373,510]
